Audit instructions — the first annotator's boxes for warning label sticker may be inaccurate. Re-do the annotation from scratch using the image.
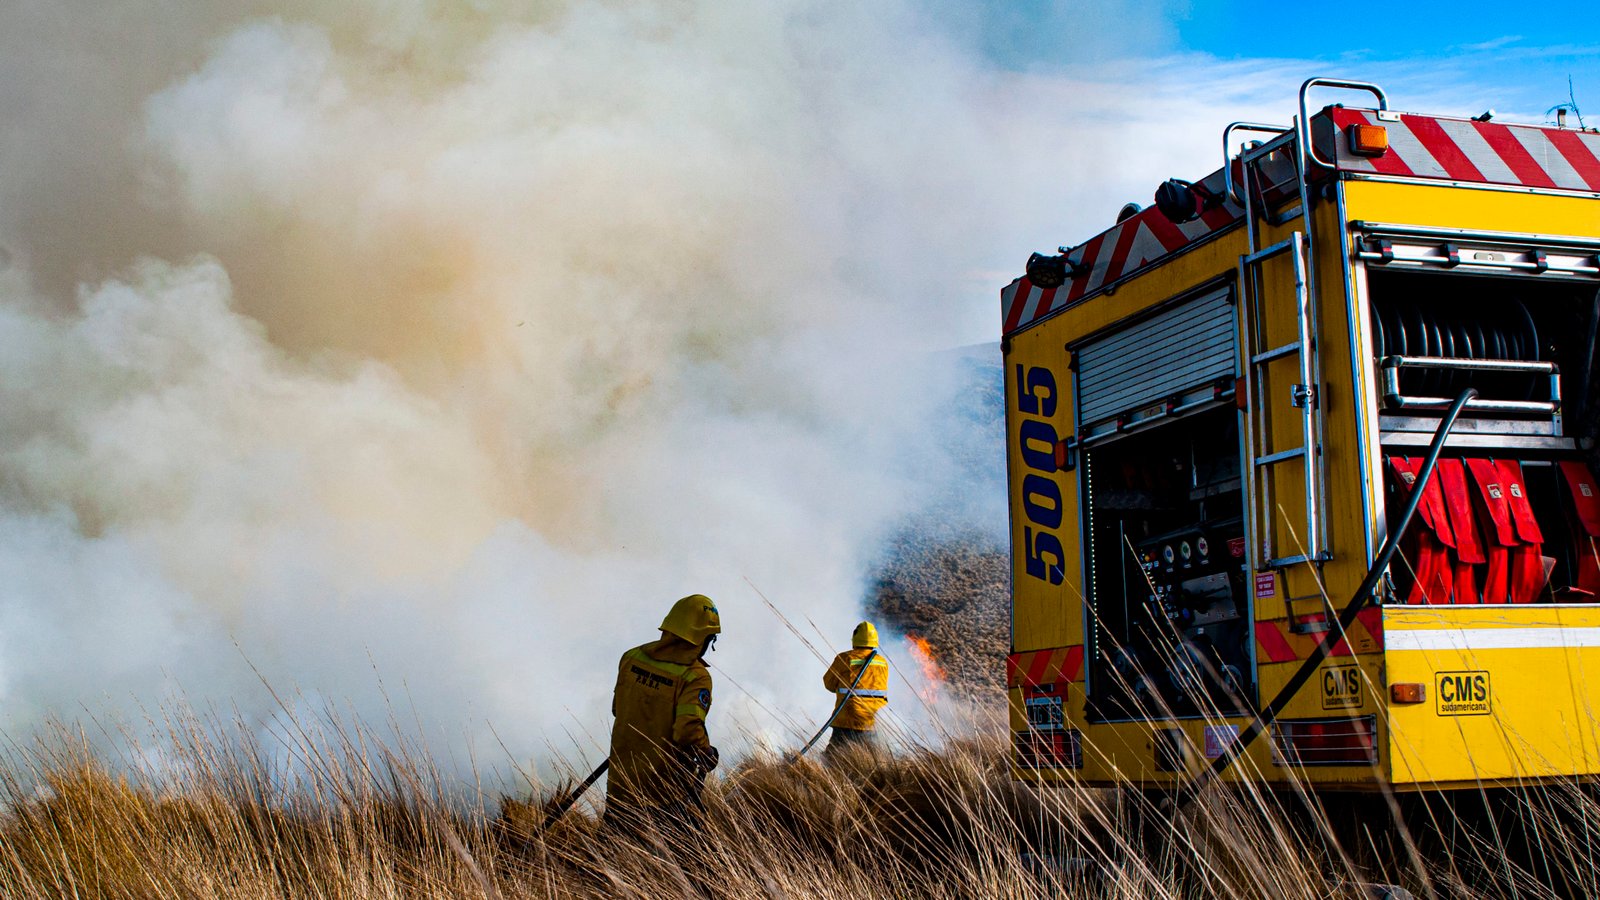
[1436,670,1491,716]
[1203,725,1239,759]
[1254,572,1277,599]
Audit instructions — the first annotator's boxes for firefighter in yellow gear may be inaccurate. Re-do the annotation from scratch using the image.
[606,594,721,831]
[822,621,889,756]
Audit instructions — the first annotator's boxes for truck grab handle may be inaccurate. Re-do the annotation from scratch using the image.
[1221,122,1290,204]
[1299,77,1390,170]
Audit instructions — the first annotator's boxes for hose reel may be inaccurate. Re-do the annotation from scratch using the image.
[1371,296,1560,418]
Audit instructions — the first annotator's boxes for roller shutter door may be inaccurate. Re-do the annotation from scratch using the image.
[1075,287,1236,429]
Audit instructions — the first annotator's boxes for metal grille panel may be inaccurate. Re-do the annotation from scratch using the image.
[1076,288,1236,426]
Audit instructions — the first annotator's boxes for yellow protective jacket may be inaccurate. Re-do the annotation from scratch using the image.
[823,648,888,731]
[608,636,714,809]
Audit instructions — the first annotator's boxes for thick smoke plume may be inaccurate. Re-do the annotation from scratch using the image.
[0,1,1036,780]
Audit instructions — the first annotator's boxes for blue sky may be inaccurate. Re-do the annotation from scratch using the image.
[970,0,1598,123]
[1175,0,1596,66]
[1177,0,1598,119]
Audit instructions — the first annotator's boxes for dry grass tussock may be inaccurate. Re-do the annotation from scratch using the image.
[1,711,1597,899]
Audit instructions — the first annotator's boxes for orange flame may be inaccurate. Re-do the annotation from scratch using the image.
[906,634,945,700]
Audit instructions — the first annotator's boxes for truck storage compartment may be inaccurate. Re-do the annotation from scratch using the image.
[1368,266,1600,605]
[1080,406,1253,721]
[1383,453,1600,604]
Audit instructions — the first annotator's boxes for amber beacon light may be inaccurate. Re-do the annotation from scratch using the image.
[1347,123,1389,157]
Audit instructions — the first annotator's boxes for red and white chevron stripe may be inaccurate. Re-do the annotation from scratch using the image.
[1006,645,1085,689]
[1002,168,1245,335]
[1004,110,1600,338]
[1253,607,1385,664]
[1332,108,1600,192]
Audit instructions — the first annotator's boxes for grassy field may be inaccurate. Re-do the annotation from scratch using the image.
[1,709,1596,899]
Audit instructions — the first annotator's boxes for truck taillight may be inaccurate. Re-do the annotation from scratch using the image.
[1273,716,1378,766]
[1347,123,1389,157]
[1015,727,1083,770]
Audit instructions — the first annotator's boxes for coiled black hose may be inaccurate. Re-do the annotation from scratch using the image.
[1371,298,1539,399]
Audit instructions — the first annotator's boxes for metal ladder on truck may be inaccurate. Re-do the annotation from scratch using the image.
[1224,79,1390,624]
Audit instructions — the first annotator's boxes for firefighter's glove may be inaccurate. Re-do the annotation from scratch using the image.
[677,745,719,777]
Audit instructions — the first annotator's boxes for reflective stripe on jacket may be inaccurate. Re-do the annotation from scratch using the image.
[822,648,889,731]
[608,636,713,809]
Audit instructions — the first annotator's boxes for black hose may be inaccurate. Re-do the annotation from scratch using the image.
[1174,387,1478,808]
[793,648,880,760]
[539,758,611,832]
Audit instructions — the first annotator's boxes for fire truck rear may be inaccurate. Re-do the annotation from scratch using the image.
[1002,78,1600,791]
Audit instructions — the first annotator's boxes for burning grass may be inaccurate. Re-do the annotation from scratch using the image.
[2,710,1597,898]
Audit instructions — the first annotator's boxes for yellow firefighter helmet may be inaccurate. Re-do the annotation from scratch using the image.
[852,621,879,649]
[661,594,721,645]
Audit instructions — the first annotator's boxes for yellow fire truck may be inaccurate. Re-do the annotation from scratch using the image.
[1003,78,1600,791]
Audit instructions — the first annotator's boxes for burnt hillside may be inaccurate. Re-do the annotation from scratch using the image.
[868,346,1010,699]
